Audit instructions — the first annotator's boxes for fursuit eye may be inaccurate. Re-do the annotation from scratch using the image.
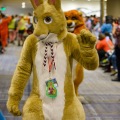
[44,16,53,24]
[65,16,68,20]
[33,16,38,24]
[72,17,77,20]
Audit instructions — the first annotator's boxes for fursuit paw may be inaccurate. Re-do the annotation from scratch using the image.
[7,97,22,116]
[77,29,97,49]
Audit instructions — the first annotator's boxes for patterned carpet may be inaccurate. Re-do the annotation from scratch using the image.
[0,44,30,120]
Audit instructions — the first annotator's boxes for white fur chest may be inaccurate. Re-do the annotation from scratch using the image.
[35,40,67,120]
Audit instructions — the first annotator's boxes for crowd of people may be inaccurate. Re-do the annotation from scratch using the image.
[0,11,33,53]
[87,15,120,82]
[0,11,120,82]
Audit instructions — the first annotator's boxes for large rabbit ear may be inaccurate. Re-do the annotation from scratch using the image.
[30,0,43,9]
[48,0,61,10]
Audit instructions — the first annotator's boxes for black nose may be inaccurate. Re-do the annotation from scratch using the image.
[67,22,72,27]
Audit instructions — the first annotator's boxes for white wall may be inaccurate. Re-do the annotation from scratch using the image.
[3,7,33,15]
[1,0,106,17]
[62,1,100,11]
[62,0,106,17]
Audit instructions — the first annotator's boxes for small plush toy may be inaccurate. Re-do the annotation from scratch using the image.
[7,0,99,120]
[64,10,87,96]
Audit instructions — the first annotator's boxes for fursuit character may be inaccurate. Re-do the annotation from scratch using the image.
[64,10,86,34]
[7,0,99,120]
[64,10,87,96]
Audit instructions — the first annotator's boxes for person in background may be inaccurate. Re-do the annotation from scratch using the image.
[17,15,26,46]
[8,15,16,44]
[0,12,12,53]
[112,18,119,44]
[96,33,113,61]
[101,42,117,76]
[28,12,33,24]
[0,110,6,120]
[112,18,120,82]
[96,33,114,72]
[85,16,92,32]
[100,15,113,41]
[92,17,100,39]
[0,39,2,54]
[26,19,34,35]
[14,14,20,41]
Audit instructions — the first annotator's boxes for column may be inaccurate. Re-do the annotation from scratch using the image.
[107,0,120,18]
[100,0,105,25]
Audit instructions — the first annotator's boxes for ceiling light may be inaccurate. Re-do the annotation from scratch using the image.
[22,5,25,8]
[22,2,25,5]
[22,2,26,8]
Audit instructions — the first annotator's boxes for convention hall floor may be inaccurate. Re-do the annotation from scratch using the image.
[0,43,120,120]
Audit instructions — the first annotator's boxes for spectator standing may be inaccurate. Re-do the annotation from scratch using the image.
[0,110,6,120]
[112,19,120,82]
[17,15,26,46]
[8,15,16,44]
[14,15,20,40]
[0,12,11,53]
[26,19,34,35]
[28,13,33,24]
[85,16,92,32]
[93,17,100,39]
[100,15,113,41]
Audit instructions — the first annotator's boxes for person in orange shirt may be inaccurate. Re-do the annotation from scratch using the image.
[0,12,12,53]
[96,34,114,53]
[96,33,114,61]
[96,33,115,72]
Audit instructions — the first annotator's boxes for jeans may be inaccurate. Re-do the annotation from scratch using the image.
[115,46,120,80]
[108,52,117,70]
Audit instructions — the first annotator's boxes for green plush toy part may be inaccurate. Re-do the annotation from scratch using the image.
[6,0,99,120]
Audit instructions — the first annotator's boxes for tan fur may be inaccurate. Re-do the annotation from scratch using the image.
[7,0,99,120]
[74,63,84,95]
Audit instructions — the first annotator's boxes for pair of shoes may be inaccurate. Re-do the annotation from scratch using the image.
[111,78,120,82]
[111,70,118,76]
[100,59,109,67]
[102,58,109,63]
[10,41,15,44]
[104,69,111,73]
[100,62,109,67]
[18,43,21,46]
[0,48,5,54]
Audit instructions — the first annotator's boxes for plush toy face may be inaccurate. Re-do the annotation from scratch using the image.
[64,10,85,32]
[31,0,67,42]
